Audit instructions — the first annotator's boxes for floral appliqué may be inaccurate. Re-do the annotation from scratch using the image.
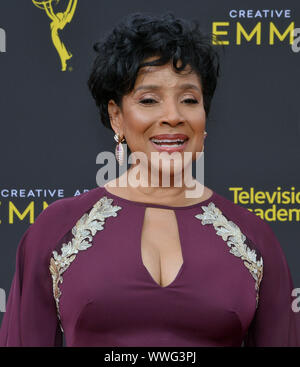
[195,202,263,308]
[49,196,122,331]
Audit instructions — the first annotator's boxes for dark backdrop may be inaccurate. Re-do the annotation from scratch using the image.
[0,0,299,324]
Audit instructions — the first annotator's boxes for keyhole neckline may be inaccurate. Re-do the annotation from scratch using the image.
[102,185,216,210]
[140,207,185,289]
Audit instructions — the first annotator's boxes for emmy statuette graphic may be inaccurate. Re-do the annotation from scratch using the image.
[32,0,78,71]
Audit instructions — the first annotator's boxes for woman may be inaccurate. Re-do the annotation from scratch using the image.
[0,12,299,347]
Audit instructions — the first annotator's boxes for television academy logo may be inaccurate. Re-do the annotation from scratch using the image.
[0,28,6,53]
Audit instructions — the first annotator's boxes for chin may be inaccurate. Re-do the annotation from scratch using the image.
[149,158,187,180]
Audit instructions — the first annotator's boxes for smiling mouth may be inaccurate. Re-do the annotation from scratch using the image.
[150,138,188,147]
[149,134,189,152]
[149,134,189,147]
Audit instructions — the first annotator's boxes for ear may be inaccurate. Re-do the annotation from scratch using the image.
[108,100,123,135]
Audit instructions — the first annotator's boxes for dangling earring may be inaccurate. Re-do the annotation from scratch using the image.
[114,133,126,166]
[201,131,207,152]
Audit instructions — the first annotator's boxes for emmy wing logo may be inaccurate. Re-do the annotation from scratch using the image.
[32,0,78,71]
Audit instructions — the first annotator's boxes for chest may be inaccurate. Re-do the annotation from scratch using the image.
[57,201,259,344]
[140,207,184,287]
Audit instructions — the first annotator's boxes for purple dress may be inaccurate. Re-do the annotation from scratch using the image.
[0,186,299,346]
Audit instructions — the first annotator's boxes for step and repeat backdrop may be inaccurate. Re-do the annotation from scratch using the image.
[0,0,299,324]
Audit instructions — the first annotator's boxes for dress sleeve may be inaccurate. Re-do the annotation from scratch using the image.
[243,222,300,347]
[0,210,63,346]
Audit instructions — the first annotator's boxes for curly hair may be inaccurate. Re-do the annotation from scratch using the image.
[87,12,220,130]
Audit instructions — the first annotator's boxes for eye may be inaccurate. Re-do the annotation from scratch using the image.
[183,98,198,104]
[139,98,158,105]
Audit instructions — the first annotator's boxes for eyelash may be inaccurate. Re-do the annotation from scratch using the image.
[139,98,198,105]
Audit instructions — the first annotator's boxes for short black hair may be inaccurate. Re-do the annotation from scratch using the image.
[87,12,220,130]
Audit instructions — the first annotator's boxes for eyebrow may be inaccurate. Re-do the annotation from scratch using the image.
[133,83,202,93]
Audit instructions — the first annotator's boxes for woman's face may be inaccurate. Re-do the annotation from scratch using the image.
[108,60,206,179]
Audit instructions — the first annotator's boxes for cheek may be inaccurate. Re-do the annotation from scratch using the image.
[123,109,155,136]
[190,110,206,133]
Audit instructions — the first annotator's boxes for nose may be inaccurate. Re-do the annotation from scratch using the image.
[159,100,185,126]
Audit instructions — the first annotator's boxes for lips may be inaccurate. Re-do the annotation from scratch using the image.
[149,134,189,152]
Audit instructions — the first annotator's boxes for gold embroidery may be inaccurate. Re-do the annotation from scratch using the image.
[49,196,122,331]
[195,202,263,308]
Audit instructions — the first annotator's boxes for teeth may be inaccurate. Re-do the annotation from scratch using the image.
[157,144,184,148]
[151,138,186,144]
